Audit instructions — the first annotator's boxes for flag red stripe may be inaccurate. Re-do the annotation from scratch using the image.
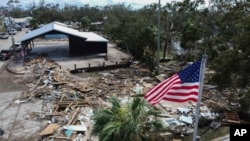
[171,85,199,89]
[145,75,181,104]
[145,76,199,104]
[144,74,178,98]
[145,76,179,99]
[162,97,198,103]
[144,57,203,105]
[147,81,180,104]
[167,91,198,96]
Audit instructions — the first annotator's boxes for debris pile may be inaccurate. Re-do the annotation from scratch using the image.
[10,57,237,140]
[13,57,154,140]
[158,101,221,136]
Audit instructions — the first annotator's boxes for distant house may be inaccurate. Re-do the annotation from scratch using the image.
[13,17,32,27]
[1,17,32,28]
[19,21,109,57]
[91,21,103,31]
[2,17,14,27]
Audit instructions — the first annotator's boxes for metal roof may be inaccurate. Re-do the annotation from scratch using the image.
[19,21,108,42]
[13,18,28,23]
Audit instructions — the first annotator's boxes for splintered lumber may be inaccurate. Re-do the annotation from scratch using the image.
[224,112,240,124]
[48,136,70,140]
[40,124,60,136]
[53,105,59,114]
[67,107,80,125]
[30,60,47,91]
[203,91,213,99]
[155,75,165,82]
[57,100,89,107]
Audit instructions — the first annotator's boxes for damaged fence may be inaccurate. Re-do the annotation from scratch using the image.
[70,60,131,73]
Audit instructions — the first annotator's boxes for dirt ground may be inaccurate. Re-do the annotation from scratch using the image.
[0,61,29,92]
[0,61,46,141]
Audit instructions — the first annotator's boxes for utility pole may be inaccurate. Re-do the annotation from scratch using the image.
[9,17,16,60]
[157,0,161,74]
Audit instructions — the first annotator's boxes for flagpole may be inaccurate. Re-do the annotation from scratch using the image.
[192,54,207,141]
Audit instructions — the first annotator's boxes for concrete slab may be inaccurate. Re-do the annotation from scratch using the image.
[0,91,47,140]
[29,40,130,71]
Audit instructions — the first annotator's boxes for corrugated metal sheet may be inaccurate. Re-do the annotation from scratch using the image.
[19,21,108,42]
[82,32,108,42]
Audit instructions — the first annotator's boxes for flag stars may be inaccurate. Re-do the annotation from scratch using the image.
[178,58,202,83]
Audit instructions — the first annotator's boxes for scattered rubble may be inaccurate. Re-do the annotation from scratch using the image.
[3,57,239,140]
[158,101,221,136]
[10,57,154,140]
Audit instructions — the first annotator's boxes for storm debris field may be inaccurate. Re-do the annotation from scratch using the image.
[0,57,154,141]
[0,56,236,141]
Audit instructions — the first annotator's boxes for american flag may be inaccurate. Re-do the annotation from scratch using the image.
[144,58,202,105]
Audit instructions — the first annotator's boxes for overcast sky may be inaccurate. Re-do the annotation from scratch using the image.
[0,0,209,9]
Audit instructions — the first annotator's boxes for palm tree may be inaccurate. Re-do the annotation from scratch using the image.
[91,96,164,141]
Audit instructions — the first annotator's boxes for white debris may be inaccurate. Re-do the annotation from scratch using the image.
[177,107,191,114]
[133,83,143,94]
[179,115,193,125]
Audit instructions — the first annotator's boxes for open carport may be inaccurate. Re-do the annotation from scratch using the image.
[19,21,108,57]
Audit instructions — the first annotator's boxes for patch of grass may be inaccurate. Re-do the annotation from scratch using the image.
[181,126,229,141]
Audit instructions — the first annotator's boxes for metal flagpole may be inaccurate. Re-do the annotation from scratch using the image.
[192,54,207,141]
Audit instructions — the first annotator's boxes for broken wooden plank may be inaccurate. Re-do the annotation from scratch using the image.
[155,75,165,82]
[67,107,80,125]
[224,112,240,124]
[40,124,60,136]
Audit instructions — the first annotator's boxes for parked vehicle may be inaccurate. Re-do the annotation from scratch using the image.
[0,49,11,61]
[0,32,9,39]
[16,26,22,31]
[8,29,16,35]
[14,24,22,31]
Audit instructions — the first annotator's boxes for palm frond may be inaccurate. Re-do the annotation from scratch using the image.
[99,121,122,141]
[91,96,164,141]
